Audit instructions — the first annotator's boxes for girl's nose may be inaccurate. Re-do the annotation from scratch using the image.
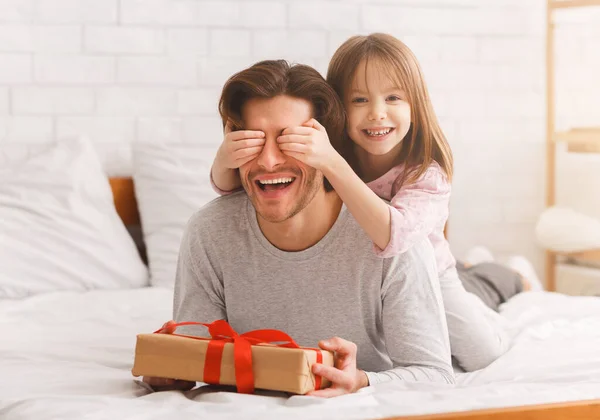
[368,101,387,121]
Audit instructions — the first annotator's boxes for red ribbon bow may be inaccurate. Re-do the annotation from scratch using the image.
[154,320,324,394]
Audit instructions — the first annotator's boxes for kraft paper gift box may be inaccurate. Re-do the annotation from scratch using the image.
[131,320,334,395]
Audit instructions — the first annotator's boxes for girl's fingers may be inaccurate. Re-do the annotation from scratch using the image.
[277,134,309,144]
[234,146,263,160]
[280,150,305,162]
[281,126,313,136]
[235,153,261,167]
[303,118,326,132]
[229,130,265,141]
[233,138,266,150]
[278,143,308,153]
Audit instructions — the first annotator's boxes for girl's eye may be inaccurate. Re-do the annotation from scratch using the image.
[387,95,401,101]
[351,97,367,103]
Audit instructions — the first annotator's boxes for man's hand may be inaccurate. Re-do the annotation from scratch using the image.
[277,118,342,172]
[216,120,266,170]
[142,320,196,392]
[142,377,196,392]
[306,337,369,398]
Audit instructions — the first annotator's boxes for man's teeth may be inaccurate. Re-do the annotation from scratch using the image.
[259,177,294,185]
[366,128,392,136]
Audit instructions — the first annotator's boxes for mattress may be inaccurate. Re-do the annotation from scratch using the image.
[1,288,600,420]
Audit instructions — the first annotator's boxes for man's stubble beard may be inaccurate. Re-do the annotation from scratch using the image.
[244,167,323,224]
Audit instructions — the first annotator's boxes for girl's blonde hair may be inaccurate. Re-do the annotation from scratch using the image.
[327,33,453,185]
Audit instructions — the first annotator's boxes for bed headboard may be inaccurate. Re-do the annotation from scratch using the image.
[109,177,146,262]
[109,177,140,226]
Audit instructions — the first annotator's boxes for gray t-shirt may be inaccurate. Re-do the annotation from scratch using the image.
[173,192,454,386]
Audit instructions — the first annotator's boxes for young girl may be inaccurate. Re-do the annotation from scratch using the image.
[210,33,510,372]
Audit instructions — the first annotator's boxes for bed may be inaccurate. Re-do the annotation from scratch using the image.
[1,175,600,420]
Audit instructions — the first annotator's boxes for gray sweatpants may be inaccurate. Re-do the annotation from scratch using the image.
[443,261,523,372]
[456,261,523,312]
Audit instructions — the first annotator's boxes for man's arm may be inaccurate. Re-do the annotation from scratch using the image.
[366,239,455,386]
[144,214,227,391]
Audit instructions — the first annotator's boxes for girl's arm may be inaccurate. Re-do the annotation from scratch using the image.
[210,160,241,195]
[325,160,450,257]
[324,157,393,251]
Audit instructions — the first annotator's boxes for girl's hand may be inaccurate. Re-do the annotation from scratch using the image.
[216,120,266,170]
[277,118,341,172]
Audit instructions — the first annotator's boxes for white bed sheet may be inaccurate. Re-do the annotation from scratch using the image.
[1,288,600,420]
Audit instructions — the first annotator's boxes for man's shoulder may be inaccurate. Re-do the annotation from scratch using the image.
[186,191,249,234]
[382,237,436,276]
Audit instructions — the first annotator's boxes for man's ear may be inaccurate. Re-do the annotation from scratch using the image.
[224,114,243,131]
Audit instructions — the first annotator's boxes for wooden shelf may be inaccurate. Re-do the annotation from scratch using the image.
[556,249,600,262]
[550,0,600,9]
[554,128,600,153]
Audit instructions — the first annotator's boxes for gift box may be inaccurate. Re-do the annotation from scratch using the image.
[131,320,334,395]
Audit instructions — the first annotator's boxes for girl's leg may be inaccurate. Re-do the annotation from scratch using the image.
[506,256,544,291]
[442,269,511,372]
[463,246,495,266]
[462,261,525,306]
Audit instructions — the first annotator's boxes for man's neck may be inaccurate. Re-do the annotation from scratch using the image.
[257,191,343,252]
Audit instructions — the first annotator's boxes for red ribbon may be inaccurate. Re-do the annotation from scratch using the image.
[154,320,324,394]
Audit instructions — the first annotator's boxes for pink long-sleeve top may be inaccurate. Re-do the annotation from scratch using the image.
[366,162,456,278]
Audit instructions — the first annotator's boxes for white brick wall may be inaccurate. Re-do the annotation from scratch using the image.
[34,56,115,84]
[2,0,599,281]
[96,87,177,115]
[0,25,82,53]
[85,27,165,55]
[0,55,32,83]
[12,87,94,114]
[117,57,197,86]
[0,116,54,142]
[167,28,208,56]
[0,88,9,114]
[34,0,118,24]
[57,116,135,144]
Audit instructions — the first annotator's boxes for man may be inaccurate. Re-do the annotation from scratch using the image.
[145,60,454,397]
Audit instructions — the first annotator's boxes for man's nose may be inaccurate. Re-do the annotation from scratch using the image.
[256,136,286,171]
[368,100,387,121]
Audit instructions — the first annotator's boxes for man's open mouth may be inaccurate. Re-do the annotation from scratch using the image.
[255,177,296,192]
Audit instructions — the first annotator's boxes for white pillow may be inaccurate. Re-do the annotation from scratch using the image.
[0,138,149,299]
[132,143,219,288]
[535,206,600,253]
